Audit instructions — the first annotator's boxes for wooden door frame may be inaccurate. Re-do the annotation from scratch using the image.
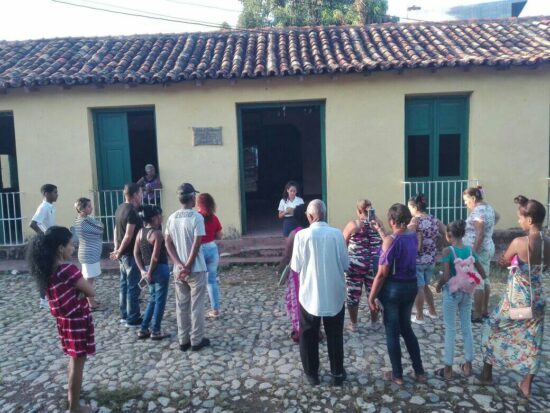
[236,101,327,235]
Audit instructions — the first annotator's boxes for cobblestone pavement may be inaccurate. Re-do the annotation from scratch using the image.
[1,265,550,413]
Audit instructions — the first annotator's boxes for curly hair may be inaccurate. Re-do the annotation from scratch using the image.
[447,220,466,238]
[138,204,163,224]
[26,226,73,293]
[387,203,412,226]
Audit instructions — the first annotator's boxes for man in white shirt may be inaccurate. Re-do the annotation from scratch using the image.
[290,199,349,386]
[165,183,210,352]
[29,183,58,309]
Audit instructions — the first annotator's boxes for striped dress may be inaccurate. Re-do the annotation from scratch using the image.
[74,216,104,264]
[47,264,95,358]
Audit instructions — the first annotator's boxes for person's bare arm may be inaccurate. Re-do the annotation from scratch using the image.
[342,221,357,246]
[498,237,520,268]
[113,223,135,259]
[278,210,287,219]
[75,277,95,297]
[146,231,163,279]
[367,236,394,311]
[474,261,486,279]
[133,230,146,275]
[436,248,451,292]
[215,231,222,240]
[184,235,203,273]
[437,220,448,247]
[473,220,485,254]
[29,221,44,235]
[165,233,185,268]
[277,231,296,273]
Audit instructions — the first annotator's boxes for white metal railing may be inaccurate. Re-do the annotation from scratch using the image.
[403,179,479,224]
[0,191,24,246]
[90,188,162,242]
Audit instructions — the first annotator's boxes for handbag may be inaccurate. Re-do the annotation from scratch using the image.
[509,233,543,320]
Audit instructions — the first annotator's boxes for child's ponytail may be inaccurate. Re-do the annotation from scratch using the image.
[26,226,73,292]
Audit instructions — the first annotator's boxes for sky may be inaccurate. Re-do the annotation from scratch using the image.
[0,0,548,41]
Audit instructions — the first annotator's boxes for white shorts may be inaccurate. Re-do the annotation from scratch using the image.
[81,262,101,279]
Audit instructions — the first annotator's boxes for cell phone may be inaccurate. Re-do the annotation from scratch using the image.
[367,208,376,222]
[138,277,149,289]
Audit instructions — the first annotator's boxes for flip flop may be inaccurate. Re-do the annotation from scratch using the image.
[383,370,404,385]
[472,376,493,386]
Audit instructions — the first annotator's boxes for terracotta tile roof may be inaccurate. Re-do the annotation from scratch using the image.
[0,16,548,89]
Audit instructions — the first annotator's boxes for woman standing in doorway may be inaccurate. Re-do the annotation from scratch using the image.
[137,164,163,205]
[73,197,104,311]
[277,181,304,237]
[463,186,496,323]
[408,194,446,324]
[197,193,223,318]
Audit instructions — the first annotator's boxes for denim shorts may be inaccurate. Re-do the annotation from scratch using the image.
[416,264,435,288]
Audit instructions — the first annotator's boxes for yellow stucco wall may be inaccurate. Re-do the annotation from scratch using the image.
[0,65,548,240]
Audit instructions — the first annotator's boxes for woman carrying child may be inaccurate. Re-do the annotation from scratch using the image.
[435,220,486,380]
[134,205,171,340]
[27,226,96,413]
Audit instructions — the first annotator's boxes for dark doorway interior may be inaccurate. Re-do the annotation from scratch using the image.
[241,105,322,235]
[128,110,158,183]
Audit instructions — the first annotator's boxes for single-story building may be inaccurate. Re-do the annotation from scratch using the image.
[0,16,549,244]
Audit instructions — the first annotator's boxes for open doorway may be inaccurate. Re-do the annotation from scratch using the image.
[93,108,159,240]
[238,103,325,236]
[0,112,22,245]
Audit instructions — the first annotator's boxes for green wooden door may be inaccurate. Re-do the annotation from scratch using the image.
[94,111,132,190]
[94,111,131,239]
[405,96,469,223]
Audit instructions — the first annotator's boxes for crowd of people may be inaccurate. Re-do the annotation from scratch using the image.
[25,176,548,412]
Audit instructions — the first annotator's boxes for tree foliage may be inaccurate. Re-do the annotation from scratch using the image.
[238,0,394,28]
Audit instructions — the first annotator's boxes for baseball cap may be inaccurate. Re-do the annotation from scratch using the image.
[178,183,200,195]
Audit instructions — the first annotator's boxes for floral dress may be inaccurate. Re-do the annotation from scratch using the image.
[416,214,440,266]
[481,247,546,375]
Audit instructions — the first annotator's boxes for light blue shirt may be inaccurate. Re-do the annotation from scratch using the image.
[291,221,349,317]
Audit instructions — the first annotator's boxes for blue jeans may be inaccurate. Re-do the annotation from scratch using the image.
[141,264,170,333]
[379,280,425,378]
[119,255,141,323]
[201,242,220,311]
[416,264,435,288]
[442,287,473,366]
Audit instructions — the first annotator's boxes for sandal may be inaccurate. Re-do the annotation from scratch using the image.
[151,331,171,341]
[345,322,358,333]
[415,373,428,383]
[207,310,221,319]
[289,330,300,343]
[460,363,472,377]
[471,317,483,324]
[383,370,404,385]
[137,329,151,339]
[434,367,452,381]
[516,382,531,400]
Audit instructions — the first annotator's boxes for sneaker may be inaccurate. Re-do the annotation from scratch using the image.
[411,315,425,325]
[332,369,347,386]
[137,329,151,339]
[179,342,191,352]
[125,318,143,328]
[423,309,437,319]
[191,338,211,351]
[39,298,49,310]
[119,318,128,324]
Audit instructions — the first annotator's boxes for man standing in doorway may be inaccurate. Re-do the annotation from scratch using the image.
[165,183,210,352]
[30,183,58,309]
[291,199,349,386]
[111,183,143,327]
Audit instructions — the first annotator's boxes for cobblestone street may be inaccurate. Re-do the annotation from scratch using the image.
[1,265,550,412]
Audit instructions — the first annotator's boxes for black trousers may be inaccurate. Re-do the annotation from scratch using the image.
[299,304,345,377]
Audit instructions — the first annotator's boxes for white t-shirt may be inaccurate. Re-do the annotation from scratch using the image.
[278,196,304,217]
[31,200,56,232]
[290,222,350,317]
[165,208,207,273]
